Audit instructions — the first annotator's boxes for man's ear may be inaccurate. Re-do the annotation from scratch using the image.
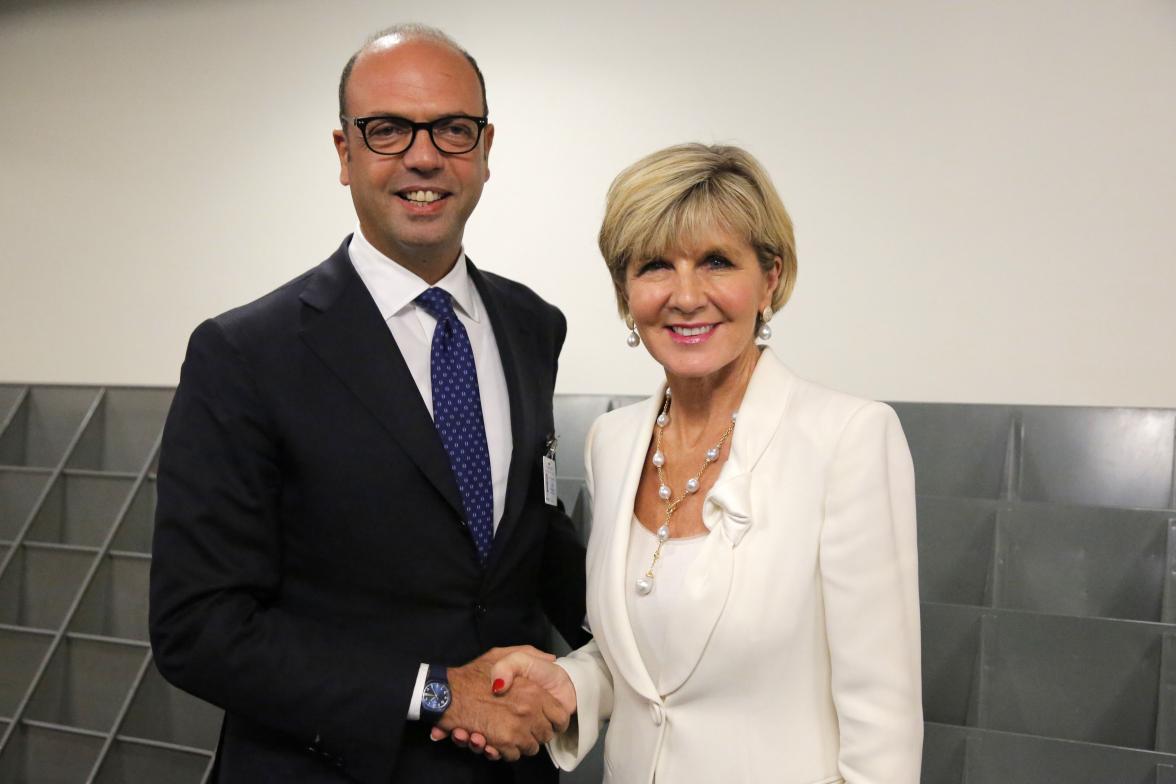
[482,123,494,182]
[333,128,351,186]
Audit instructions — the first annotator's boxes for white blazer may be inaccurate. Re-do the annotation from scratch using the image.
[550,349,923,784]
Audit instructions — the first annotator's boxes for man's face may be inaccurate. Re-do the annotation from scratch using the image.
[334,38,493,272]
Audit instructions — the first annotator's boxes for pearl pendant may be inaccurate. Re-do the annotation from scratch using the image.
[757,322,772,341]
[656,412,670,428]
[657,524,669,542]
[658,484,671,500]
[635,576,654,595]
[627,330,641,347]
[705,446,720,462]
[652,450,665,468]
[685,477,699,493]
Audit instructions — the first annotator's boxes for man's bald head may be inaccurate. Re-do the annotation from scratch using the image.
[338,24,488,121]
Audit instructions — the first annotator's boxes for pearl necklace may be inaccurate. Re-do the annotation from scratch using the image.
[635,388,737,596]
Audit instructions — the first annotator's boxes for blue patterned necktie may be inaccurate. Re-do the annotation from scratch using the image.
[414,287,495,565]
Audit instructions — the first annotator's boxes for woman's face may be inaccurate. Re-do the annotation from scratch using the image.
[625,225,780,381]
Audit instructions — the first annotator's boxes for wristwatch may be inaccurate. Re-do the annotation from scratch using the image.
[420,663,452,723]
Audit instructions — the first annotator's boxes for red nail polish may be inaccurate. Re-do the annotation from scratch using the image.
[492,678,505,693]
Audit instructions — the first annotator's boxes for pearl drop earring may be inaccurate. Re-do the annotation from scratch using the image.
[757,305,774,341]
[625,315,641,348]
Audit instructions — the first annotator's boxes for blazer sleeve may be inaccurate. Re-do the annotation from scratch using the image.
[548,640,613,770]
[547,417,614,769]
[149,320,420,784]
[820,402,923,784]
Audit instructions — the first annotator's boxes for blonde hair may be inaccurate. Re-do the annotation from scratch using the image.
[598,143,797,317]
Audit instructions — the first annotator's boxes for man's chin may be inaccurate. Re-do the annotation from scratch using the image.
[367,225,462,267]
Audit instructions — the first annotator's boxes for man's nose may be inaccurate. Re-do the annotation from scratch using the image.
[402,128,443,170]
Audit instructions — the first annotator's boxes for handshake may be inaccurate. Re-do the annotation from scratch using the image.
[430,645,577,762]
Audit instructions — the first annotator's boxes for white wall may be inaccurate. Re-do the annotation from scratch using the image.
[2,0,1174,406]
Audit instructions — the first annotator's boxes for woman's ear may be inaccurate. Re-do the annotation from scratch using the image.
[762,255,783,310]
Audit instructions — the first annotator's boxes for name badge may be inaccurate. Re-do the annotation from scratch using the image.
[543,434,558,507]
[542,456,558,507]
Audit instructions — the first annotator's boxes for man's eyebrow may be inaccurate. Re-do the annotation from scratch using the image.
[353,111,479,119]
[351,111,406,118]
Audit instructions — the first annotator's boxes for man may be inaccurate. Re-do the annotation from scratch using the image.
[149,24,588,784]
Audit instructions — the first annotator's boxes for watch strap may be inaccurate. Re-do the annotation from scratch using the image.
[427,663,448,686]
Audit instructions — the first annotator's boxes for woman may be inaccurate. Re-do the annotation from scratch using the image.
[468,143,922,782]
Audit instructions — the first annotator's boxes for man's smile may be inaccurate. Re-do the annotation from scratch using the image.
[397,188,450,204]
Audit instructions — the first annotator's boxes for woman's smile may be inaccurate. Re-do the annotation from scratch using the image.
[667,323,717,344]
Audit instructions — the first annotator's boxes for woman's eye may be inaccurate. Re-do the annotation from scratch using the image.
[635,259,670,275]
[705,254,733,268]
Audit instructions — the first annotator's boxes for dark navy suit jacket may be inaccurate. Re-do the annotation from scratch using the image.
[150,239,588,784]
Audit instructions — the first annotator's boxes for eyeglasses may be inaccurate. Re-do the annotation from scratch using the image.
[340,114,488,155]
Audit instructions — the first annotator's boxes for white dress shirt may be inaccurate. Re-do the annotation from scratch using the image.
[348,228,514,720]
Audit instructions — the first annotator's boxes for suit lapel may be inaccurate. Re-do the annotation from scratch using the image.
[469,263,535,572]
[297,240,465,521]
[596,393,663,702]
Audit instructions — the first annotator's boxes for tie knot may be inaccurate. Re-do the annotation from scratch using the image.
[415,287,456,322]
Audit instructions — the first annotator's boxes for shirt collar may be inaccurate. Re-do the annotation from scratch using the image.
[348,226,481,322]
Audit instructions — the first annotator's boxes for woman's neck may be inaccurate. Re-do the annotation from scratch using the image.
[663,346,761,446]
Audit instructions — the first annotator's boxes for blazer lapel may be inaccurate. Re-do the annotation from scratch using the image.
[297,240,465,521]
[655,521,736,695]
[650,349,798,696]
[595,392,663,702]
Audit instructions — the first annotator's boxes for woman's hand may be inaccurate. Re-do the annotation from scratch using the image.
[489,651,577,715]
[430,650,577,761]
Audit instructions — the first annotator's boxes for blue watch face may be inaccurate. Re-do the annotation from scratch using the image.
[422,681,452,713]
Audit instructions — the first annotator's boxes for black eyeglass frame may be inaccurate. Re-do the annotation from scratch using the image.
[340,114,489,156]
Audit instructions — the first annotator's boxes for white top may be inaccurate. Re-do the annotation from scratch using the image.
[348,227,514,721]
[625,516,709,693]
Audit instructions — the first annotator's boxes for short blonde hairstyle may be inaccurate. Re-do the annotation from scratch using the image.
[598,143,797,318]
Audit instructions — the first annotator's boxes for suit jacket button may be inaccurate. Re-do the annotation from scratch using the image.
[649,702,664,726]
[474,603,486,616]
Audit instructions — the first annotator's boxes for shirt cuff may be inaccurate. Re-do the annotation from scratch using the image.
[407,662,429,720]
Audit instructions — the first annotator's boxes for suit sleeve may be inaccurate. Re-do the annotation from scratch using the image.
[538,306,592,649]
[542,509,591,648]
[149,320,419,784]
[547,418,613,769]
[820,402,923,784]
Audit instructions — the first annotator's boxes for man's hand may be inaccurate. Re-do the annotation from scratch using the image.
[433,646,568,762]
